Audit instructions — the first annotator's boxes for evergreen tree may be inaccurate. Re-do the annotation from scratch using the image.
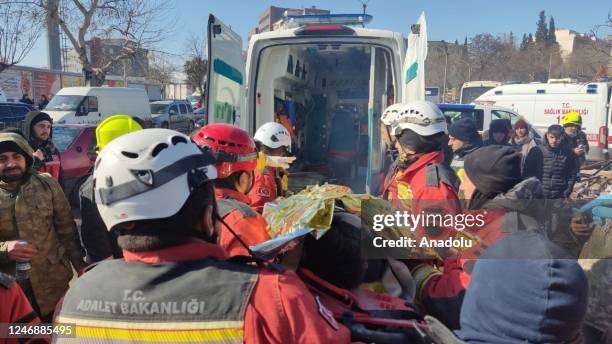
[535,10,548,44]
[454,39,459,45]
[508,31,516,48]
[520,33,529,50]
[547,16,557,45]
[463,36,468,57]
[528,33,534,48]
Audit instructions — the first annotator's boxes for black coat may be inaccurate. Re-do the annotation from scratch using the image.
[78,175,122,262]
[523,138,578,199]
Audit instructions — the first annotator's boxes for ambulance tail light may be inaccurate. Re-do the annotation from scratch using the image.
[599,126,608,149]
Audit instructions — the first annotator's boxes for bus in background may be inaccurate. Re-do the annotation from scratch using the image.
[460,81,501,104]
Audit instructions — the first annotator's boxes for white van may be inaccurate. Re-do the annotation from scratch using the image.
[206,13,424,193]
[476,82,611,161]
[44,87,152,125]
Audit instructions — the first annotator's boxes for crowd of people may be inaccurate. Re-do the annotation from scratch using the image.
[0,100,608,343]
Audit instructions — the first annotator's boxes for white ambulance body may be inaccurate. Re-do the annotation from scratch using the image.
[476,82,611,160]
[206,13,426,193]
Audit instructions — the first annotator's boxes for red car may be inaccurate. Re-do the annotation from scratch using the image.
[52,124,97,204]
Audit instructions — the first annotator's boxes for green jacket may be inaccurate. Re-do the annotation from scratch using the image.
[0,133,83,316]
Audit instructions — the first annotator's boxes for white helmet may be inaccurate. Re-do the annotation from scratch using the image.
[390,101,448,137]
[254,122,292,152]
[94,129,217,230]
[381,103,403,126]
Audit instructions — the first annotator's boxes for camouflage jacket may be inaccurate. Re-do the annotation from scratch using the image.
[0,135,83,316]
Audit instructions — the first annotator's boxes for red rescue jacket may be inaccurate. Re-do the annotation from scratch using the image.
[215,188,271,257]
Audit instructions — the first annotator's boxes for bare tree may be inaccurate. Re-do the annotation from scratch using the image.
[588,11,612,58]
[147,52,178,93]
[183,32,207,95]
[35,0,172,86]
[0,1,41,73]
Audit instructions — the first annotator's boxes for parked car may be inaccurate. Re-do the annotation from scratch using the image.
[438,103,543,142]
[0,102,34,130]
[150,100,195,133]
[194,107,207,128]
[52,124,97,205]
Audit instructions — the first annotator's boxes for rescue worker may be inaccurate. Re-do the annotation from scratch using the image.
[248,122,295,211]
[0,132,85,322]
[562,111,589,167]
[193,124,270,256]
[483,118,511,146]
[380,103,402,196]
[0,272,47,344]
[409,145,546,329]
[425,231,589,344]
[447,118,482,182]
[54,129,350,343]
[510,118,538,173]
[22,111,62,183]
[383,101,460,215]
[78,115,143,262]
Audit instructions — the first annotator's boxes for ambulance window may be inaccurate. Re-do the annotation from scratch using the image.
[87,96,98,112]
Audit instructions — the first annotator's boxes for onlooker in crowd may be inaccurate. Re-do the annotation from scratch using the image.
[484,119,511,146]
[510,118,538,173]
[78,115,143,262]
[426,230,588,344]
[447,118,482,182]
[38,95,49,110]
[20,94,34,105]
[523,124,581,252]
[562,111,589,168]
[0,132,85,322]
[523,124,578,199]
[22,111,62,183]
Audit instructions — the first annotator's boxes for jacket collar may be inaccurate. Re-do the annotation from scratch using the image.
[123,240,228,264]
[215,187,251,204]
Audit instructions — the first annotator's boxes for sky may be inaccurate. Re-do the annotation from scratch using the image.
[20,0,611,69]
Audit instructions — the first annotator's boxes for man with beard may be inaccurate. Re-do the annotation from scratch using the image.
[22,111,62,183]
[0,132,85,322]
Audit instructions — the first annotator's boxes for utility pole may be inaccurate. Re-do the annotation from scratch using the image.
[441,41,449,102]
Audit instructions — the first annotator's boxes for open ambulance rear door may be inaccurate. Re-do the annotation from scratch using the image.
[206,14,247,129]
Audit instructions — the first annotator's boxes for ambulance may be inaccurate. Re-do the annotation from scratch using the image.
[476,82,611,161]
[206,13,427,193]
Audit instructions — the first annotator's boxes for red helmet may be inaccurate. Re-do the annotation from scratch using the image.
[193,123,257,179]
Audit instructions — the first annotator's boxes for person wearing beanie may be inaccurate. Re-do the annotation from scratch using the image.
[511,118,538,173]
[410,145,549,330]
[424,230,588,343]
[0,132,85,322]
[22,111,63,183]
[447,118,482,182]
[484,118,511,146]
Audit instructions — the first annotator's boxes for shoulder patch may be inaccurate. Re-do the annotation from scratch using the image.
[0,272,15,289]
[256,187,271,198]
[426,163,459,191]
[217,198,257,218]
[315,295,339,330]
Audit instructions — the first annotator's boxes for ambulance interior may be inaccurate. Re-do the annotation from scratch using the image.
[253,43,395,193]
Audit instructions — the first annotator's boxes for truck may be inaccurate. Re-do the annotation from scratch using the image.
[44,87,152,125]
[475,82,611,161]
[459,81,501,104]
[205,13,427,193]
